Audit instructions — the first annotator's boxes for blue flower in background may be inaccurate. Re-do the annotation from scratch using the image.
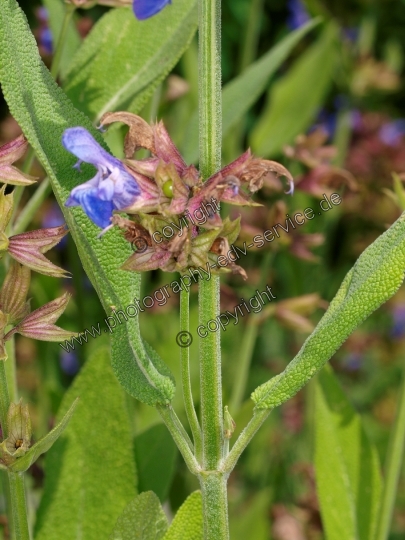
[287,0,310,30]
[60,350,80,376]
[62,127,140,229]
[379,119,405,147]
[391,304,405,339]
[133,0,171,20]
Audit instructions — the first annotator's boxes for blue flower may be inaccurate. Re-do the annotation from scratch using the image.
[379,120,405,147]
[62,127,140,229]
[133,0,171,20]
[287,0,310,30]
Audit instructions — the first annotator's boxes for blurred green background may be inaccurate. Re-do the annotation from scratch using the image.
[1,0,405,538]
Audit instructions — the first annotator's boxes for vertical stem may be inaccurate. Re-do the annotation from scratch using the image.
[50,3,76,80]
[198,0,227,536]
[8,474,30,540]
[199,0,223,471]
[199,472,229,539]
[0,361,31,540]
[180,288,203,461]
[375,367,405,540]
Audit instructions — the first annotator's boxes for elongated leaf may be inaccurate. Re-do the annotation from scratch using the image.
[182,19,320,163]
[250,22,338,157]
[0,0,175,405]
[42,0,81,81]
[315,365,382,540]
[35,347,137,540]
[10,399,78,473]
[162,491,203,540]
[110,491,168,540]
[134,423,178,502]
[64,2,197,122]
[252,212,405,409]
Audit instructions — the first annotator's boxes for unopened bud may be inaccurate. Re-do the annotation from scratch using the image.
[224,406,236,439]
[0,399,31,467]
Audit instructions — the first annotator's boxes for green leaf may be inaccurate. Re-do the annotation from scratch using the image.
[182,18,320,163]
[64,2,197,122]
[252,212,405,409]
[35,347,137,540]
[315,365,382,540]
[0,0,175,406]
[162,491,203,540]
[10,399,78,473]
[250,22,338,157]
[134,424,178,502]
[42,0,81,81]
[110,492,168,540]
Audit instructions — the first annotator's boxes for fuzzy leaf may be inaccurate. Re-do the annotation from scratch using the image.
[64,2,197,121]
[182,19,320,163]
[250,22,338,157]
[35,347,137,540]
[10,399,78,473]
[252,212,405,409]
[315,365,382,540]
[110,491,168,540]
[162,491,203,540]
[0,0,175,406]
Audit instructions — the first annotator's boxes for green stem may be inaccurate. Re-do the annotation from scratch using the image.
[50,3,76,80]
[157,405,201,475]
[0,361,31,539]
[8,473,30,540]
[199,0,223,472]
[374,366,405,540]
[198,472,229,539]
[239,0,265,72]
[5,338,17,403]
[13,178,51,235]
[9,150,35,232]
[198,0,227,536]
[222,409,270,474]
[180,288,203,461]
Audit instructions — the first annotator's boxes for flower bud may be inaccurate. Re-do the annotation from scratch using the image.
[0,399,31,467]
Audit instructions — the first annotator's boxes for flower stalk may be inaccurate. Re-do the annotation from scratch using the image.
[198,0,228,536]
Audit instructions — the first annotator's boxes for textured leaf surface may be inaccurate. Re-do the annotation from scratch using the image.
[10,399,78,473]
[134,423,178,502]
[110,491,168,540]
[162,491,203,540]
[250,23,338,157]
[64,2,197,121]
[0,0,175,405]
[252,212,405,409]
[42,0,81,81]
[315,365,382,540]
[182,19,320,163]
[35,347,137,540]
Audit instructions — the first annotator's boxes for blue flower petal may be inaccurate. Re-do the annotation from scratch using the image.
[68,186,116,229]
[62,127,121,170]
[132,0,171,20]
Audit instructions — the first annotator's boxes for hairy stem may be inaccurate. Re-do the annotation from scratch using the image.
[198,472,229,539]
[180,288,203,461]
[198,0,228,537]
[375,365,405,540]
[0,361,31,540]
[199,0,223,473]
[157,404,201,475]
